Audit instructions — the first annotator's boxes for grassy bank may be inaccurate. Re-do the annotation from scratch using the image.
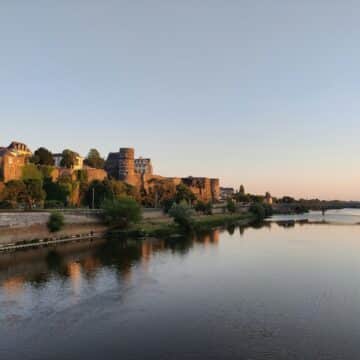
[108,212,256,239]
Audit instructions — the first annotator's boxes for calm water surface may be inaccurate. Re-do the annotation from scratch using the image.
[2,210,360,359]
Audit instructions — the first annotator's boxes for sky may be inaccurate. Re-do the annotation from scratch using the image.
[1,0,360,200]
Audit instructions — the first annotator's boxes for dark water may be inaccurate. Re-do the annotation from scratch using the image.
[2,214,360,359]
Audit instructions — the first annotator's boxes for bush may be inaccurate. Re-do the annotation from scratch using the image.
[162,199,175,214]
[195,201,213,215]
[47,212,65,233]
[226,199,236,213]
[44,200,64,209]
[263,204,273,217]
[102,196,142,229]
[249,203,266,220]
[168,202,194,231]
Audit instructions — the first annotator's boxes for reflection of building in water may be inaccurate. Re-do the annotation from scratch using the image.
[196,229,220,247]
[211,229,220,244]
[82,257,101,275]
[2,276,25,296]
[67,262,82,295]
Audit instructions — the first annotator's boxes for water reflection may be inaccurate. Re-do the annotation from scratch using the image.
[0,229,227,298]
[2,217,360,360]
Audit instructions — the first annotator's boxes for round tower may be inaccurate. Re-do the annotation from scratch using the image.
[118,148,135,181]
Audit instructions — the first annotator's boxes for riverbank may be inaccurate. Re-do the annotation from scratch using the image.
[108,212,256,238]
[0,211,256,252]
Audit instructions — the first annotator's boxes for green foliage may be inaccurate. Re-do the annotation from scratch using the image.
[44,200,64,209]
[226,199,236,213]
[195,201,213,215]
[2,179,45,208]
[249,203,266,220]
[162,199,175,214]
[76,169,88,183]
[280,196,296,204]
[23,179,46,208]
[22,164,43,181]
[168,202,194,231]
[39,166,55,178]
[263,203,273,217]
[102,197,142,228]
[84,149,105,169]
[84,179,138,209]
[31,147,54,166]
[175,184,196,204]
[2,180,27,206]
[43,177,70,206]
[60,149,77,169]
[47,212,65,232]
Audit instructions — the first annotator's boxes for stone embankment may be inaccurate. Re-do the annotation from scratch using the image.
[0,211,100,229]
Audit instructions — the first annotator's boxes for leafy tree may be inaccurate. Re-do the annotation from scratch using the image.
[226,199,236,213]
[22,164,43,181]
[2,180,27,207]
[108,179,138,200]
[169,202,194,231]
[23,179,46,208]
[141,178,176,207]
[84,149,105,169]
[85,180,113,208]
[102,197,142,228]
[195,201,213,215]
[249,203,266,220]
[175,184,196,204]
[280,196,296,204]
[60,149,77,169]
[32,147,54,166]
[239,184,245,194]
[47,212,65,232]
[43,177,70,206]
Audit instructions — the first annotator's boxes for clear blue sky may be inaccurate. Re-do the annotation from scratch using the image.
[1,1,360,200]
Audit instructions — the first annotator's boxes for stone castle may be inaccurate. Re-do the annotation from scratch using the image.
[105,147,220,202]
[0,142,220,203]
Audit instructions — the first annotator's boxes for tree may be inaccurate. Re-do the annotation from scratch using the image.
[32,147,54,166]
[102,197,142,228]
[226,199,236,213]
[142,178,176,207]
[22,164,43,181]
[239,184,245,195]
[249,203,266,220]
[43,177,70,206]
[47,212,65,232]
[85,180,113,208]
[2,180,27,207]
[195,201,213,215]
[168,202,194,231]
[84,149,105,169]
[60,149,77,169]
[175,184,196,204]
[23,179,46,208]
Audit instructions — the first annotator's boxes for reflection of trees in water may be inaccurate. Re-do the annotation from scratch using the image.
[227,224,236,235]
[2,223,276,292]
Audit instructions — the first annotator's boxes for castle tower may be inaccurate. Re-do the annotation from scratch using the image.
[118,148,135,181]
[210,178,220,202]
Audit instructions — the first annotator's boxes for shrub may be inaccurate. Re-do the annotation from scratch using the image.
[249,203,266,220]
[168,202,194,231]
[47,212,65,233]
[162,199,175,214]
[102,196,142,228]
[226,199,236,213]
[195,201,213,215]
[44,200,64,209]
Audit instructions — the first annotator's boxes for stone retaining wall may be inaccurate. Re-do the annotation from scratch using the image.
[0,212,100,229]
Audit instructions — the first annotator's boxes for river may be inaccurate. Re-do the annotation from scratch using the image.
[1,209,360,359]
